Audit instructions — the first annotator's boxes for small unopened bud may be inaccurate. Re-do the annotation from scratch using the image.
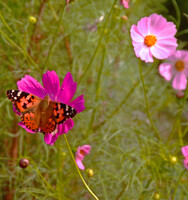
[121,15,128,21]
[86,168,94,178]
[170,156,177,165]
[176,90,184,98]
[29,16,37,24]
[62,152,66,157]
[153,193,160,200]
[19,158,29,169]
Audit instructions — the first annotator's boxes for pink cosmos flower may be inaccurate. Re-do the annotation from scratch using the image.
[159,50,188,90]
[130,13,178,63]
[16,71,85,145]
[120,0,130,9]
[75,145,91,170]
[181,145,188,170]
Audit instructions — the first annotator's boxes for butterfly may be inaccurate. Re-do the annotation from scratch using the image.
[6,90,77,134]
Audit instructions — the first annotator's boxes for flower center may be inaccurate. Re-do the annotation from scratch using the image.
[175,60,184,71]
[80,150,86,156]
[144,35,157,47]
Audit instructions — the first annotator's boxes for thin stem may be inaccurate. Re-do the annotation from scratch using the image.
[63,135,99,200]
[171,0,181,30]
[176,29,188,37]
[138,60,161,141]
[178,119,183,146]
[77,0,118,85]
[93,62,155,131]
[167,84,188,145]
[41,2,65,72]
[171,169,186,200]
[89,47,106,131]
[48,1,73,70]
[0,12,39,70]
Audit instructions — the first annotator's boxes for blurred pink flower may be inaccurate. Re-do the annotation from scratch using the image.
[182,145,188,170]
[17,71,85,145]
[75,145,91,170]
[120,0,130,9]
[130,13,178,63]
[159,50,188,90]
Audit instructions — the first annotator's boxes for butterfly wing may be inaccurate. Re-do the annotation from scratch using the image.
[7,90,41,113]
[20,111,39,132]
[52,102,77,124]
[40,117,57,134]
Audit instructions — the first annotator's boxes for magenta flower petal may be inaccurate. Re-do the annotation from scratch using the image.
[44,133,59,145]
[183,158,188,170]
[138,46,154,63]
[18,122,37,133]
[58,119,74,135]
[44,133,53,145]
[149,14,168,36]
[17,75,47,99]
[56,72,77,104]
[159,50,188,90]
[130,13,177,63]
[172,72,187,90]
[75,145,91,170]
[12,70,85,145]
[42,71,60,101]
[76,159,85,170]
[159,63,174,81]
[121,0,130,9]
[130,25,144,43]
[182,146,188,170]
[182,146,188,158]
[69,95,85,113]
[151,38,178,59]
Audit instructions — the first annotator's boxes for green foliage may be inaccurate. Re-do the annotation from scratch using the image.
[0,0,188,199]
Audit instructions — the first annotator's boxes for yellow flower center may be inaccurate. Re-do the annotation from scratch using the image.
[175,60,184,71]
[144,35,157,47]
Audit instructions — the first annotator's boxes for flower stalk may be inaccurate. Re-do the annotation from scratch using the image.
[63,134,99,200]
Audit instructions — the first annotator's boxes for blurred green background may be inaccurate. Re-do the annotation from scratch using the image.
[0,0,188,199]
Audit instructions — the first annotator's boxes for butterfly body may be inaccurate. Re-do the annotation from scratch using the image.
[7,90,76,134]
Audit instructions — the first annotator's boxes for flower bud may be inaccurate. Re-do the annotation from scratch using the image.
[61,152,66,157]
[29,16,37,24]
[19,158,29,169]
[86,168,94,178]
[170,156,177,165]
[176,90,184,98]
[153,193,160,200]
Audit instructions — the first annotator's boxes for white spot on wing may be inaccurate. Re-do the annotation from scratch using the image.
[66,105,69,111]
[17,91,22,96]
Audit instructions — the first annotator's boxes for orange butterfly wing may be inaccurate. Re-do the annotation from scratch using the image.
[52,102,77,124]
[7,90,77,134]
[7,90,41,113]
[20,111,39,132]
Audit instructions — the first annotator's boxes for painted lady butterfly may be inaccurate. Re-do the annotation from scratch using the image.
[7,90,77,134]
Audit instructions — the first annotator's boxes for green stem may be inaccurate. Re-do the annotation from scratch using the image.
[167,84,188,145]
[138,60,161,141]
[63,135,99,200]
[178,119,183,146]
[89,47,106,131]
[77,0,118,85]
[176,29,188,37]
[93,63,155,131]
[171,0,181,30]
[41,1,65,72]
[171,169,186,200]
[0,12,39,70]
